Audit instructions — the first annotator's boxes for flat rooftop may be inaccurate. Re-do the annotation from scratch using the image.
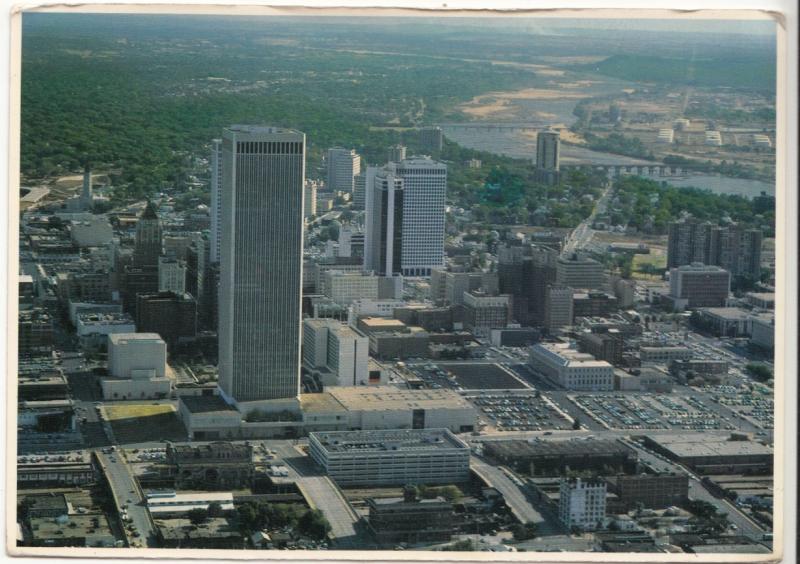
[108,332,163,344]
[485,438,636,459]
[180,395,237,414]
[311,428,467,454]
[360,317,406,328]
[18,451,91,467]
[299,392,347,414]
[328,386,474,411]
[648,434,773,458]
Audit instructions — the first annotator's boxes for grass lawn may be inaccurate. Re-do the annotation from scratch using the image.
[102,404,175,421]
[102,404,186,443]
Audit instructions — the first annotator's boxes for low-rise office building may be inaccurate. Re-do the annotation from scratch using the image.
[668,264,730,309]
[529,342,614,391]
[366,496,454,546]
[166,442,254,490]
[605,473,689,510]
[308,428,470,487]
[17,451,95,487]
[146,491,235,518]
[639,346,693,364]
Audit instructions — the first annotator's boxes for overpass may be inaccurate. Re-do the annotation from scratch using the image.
[437,122,542,132]
[561,163,691,178]
[470,456,546,526]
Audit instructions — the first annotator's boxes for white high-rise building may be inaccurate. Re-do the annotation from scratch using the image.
[158,256,187,294]
[304,179,319,220]
[365,158,447,278]
[387,144,407,163]
[218,126,305,404]
[209,139,223,263]
[396,158,447,277]
[559,478,606,531]
[326,147,361,193]
[302,318,369,387]
[108,333,167,379]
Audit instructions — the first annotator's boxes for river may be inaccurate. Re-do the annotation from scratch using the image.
[440,126,775,198]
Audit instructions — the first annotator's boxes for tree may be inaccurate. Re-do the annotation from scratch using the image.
[745,363,773,382]
[572,417,582,430]
[298,509,331,540]
[187,508,209,525]
[207,501,223,518]
[511,522,538,541]
[236,503,259,532]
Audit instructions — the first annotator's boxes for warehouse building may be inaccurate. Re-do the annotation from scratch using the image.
[484,438,638,476]
[643,434,773,475]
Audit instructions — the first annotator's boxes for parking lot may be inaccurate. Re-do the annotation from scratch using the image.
[407,362,530,391]
[703,384,774,432]
[125,447,166,463]
[467,392,572,432]
[567,392,740,432]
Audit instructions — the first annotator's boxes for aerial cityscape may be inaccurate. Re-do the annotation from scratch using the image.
[15,12,778,556]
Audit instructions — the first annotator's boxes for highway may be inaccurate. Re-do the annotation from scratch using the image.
[271,443,365,548]
[470,455,549,527]
[96,450,157,548]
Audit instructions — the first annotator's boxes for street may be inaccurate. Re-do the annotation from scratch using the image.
[96,450,158,548]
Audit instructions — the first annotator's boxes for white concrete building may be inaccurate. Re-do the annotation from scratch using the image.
[158,256,187,294]
[103,333,170,400]
[324,271,402,306]
[302,318,370,387]
[75,313,136,339]
[326,147,361,193]
[308,428,470,487]
[387,144,407,163]
[348,299,406,320]
[108,333,167,379]
[528,342,614,391]
[146,491,235,517]
[304,179,319,220]
[395,158,447,276]
[559,478,607,531]
[657,129,675,144]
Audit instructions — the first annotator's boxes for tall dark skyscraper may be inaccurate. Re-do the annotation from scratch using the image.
[363,158,447,277]
[133,201,163,268]
[218,126,305,404]
[535,130,561,185]
[667,217,763,280]
[364,166,404,276]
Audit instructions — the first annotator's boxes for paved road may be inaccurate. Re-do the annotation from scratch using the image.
[563,180,613,254]
[96,450,157,548]
[470,455,547,526]
[272,443,364,548]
